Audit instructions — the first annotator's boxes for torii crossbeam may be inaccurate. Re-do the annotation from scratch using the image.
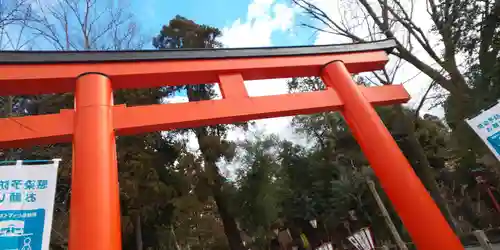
[0,39,463,250]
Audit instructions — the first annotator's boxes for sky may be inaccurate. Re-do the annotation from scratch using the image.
[132,0,314,49]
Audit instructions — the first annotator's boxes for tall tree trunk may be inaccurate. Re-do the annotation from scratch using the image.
[133,213,143,250]
[392,105,458,230]
[195,129,245,250]
[4,96,14,160]
[187,85,246,250]
[6,96,12,116]
[210,172,246,250]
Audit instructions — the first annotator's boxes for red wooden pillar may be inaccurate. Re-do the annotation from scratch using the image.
[320,61,464,250]
[69,73,122,250]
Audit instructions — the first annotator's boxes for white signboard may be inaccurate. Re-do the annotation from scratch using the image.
[0,160,60,250]
[347,228,374,250]
[466,102,500,161]
[315,242,333,250]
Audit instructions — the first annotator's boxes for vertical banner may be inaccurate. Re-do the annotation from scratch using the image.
[347,228,374,250]
[466,101,500,161]
[0,160,60,250]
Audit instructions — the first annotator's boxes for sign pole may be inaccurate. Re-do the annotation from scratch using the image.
[366,179,407,250]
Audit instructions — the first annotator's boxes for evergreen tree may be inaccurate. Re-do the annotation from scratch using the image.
[153,15,246,250]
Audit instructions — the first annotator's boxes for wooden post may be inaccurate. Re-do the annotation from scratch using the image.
[170,227,181,250]
[367,179,408,250]
[135,213,143,250]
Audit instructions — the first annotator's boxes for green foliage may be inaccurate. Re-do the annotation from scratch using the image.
[232,129,398,248]
[153,15,222,49]
[233,135,282,248]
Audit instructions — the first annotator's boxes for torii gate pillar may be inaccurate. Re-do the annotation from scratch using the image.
[71,73,121,249]
[321,61,461,250]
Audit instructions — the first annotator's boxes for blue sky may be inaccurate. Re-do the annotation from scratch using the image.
[129,0,322,99]
[131,0,317,49]
[132,0,253,34]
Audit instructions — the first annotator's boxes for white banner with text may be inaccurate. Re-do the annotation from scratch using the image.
[466,102,500,161]
[0,160,60,250]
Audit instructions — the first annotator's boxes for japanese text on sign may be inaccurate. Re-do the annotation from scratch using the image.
[474,114,500,132]
[0,179,48,204]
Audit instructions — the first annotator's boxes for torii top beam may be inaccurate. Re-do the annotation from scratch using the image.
[0,39,395,96]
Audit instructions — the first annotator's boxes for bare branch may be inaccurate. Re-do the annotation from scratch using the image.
[293,0,365,42]
[24,0,143,51]
[0,0,30,27]
[379,0,445,67]
[294,0,472,98]
[415,81,436,120]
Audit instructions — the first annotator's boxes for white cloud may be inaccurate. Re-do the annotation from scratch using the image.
[164,96,188,104]
[219,0,295,48]
[247,0,275,20]
[218,0,300,143]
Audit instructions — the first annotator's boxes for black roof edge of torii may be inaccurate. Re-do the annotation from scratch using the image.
[0,39,397,64]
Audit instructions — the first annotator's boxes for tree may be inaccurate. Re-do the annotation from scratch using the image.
[233,134,283,249]
[153,15,247,250]
[284,113,409,247]
[0,0,37,161]
[287,75,500,242]
[291,0,500,228]
[230,121,408,248]
[0,0,35,50]
[26,0,143,50]
[292,0,500,174]
[289,74,458,230]
[153,147,230,250]
[0,1,28,27]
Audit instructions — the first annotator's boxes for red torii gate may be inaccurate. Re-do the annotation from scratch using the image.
[0,39,463,250]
